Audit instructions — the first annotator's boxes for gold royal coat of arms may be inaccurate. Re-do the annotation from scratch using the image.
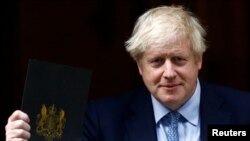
[36,104,66,141]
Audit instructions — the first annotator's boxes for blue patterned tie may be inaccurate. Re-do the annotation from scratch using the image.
[163,111,181,141]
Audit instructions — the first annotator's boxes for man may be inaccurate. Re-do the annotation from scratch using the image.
[5,5,250,141]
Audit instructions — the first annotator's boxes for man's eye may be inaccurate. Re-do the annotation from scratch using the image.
[173,57,183,61]
[172,57,186,65]
[152,58,164,63]
[148,58,164,67]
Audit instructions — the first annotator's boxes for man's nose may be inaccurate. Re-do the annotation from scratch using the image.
[163,60,176,79]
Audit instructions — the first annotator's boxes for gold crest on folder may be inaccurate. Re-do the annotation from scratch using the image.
[36,104,66,141]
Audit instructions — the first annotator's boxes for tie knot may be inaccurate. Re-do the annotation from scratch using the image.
[170,111,180,122]
[163,111,181,126]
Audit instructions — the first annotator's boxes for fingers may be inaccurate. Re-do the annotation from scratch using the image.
[6,117,31,131]
[5,110,31,141]
[8,110,30,123]
[5,128,31,141]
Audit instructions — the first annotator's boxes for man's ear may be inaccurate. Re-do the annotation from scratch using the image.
[136,61,143,75]
[197,54,203,70]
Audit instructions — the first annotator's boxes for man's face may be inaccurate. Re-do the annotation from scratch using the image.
[137,37,202,110]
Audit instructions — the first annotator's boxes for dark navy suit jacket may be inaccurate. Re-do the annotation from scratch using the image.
[81,81,250,141]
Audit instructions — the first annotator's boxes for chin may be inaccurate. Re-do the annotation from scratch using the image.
[159,94,180,104]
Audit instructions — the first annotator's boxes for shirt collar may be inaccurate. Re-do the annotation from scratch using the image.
[151,79,200,126]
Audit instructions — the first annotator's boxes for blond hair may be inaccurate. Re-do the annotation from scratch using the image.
[125,5,207,60]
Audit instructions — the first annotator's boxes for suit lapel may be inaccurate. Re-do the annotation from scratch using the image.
[200,82,232,141]
[124,88,158,141]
